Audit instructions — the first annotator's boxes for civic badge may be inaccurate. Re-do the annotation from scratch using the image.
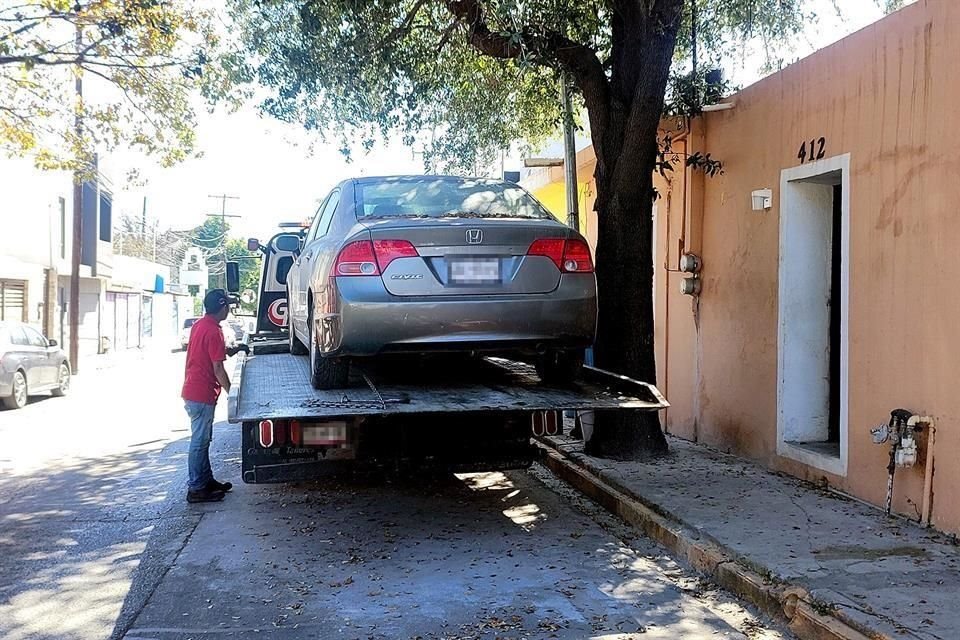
[466,229,483,244]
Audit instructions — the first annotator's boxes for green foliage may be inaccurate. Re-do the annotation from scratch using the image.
[0,1,227,175]
[225,1,814,172]
[879,0,907,13]
[227,0,580,173]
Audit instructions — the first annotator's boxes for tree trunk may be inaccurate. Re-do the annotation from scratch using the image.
[582,2,683,460]
[586,187,667,459]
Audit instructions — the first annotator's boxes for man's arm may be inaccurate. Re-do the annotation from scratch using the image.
[213,360,231,395]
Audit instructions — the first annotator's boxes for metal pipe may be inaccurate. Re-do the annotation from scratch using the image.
[561,74,579,232]
[921,421,936,526]
[884,437,898,517]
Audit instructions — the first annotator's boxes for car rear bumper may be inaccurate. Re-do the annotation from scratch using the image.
[317,275,597,357]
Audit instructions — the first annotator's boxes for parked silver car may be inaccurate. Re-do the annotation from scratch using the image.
[0,320,71,410]
[286,175,597,389]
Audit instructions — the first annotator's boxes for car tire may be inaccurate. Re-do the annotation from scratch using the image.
[308,307,349,390]
[51,363,71,397]
[288,289,308,355]
[535,350,584,385]
[3,370,27,410]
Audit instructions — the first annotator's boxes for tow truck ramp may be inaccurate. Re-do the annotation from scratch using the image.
[228,337,667,482]
[229,349,667,423]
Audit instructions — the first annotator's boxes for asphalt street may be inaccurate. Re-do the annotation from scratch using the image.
[0,350,788,640]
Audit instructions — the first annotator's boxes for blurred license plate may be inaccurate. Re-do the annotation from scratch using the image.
[449,258,500,284]
[303,423,347,445]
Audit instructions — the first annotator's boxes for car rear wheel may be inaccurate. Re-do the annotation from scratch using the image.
[288,288,308,355]
[535,350,584,386]
[308,307,349,389]
[51,363,70,397]
[3,370,27,410]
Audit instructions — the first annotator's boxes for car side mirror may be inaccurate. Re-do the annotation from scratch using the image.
[47,339,58,347]
[226,261,241,294]
[247,238,261,252]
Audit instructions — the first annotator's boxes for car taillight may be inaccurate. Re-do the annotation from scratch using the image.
[372,240,418,271]
[561,238,594,273]
[527,238,594,273]
[333,240,380,276]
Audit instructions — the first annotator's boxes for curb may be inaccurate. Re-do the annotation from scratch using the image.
[541,446,883,640]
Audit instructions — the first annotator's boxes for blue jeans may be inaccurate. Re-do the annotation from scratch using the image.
[185,401,216,492]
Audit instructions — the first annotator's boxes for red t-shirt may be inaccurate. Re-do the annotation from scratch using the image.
[182,314,227,404]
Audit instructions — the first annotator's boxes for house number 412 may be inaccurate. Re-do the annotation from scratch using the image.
[798,137,826,164]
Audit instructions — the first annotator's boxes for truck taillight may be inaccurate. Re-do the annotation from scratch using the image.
[527,238,594,273]
[258,420,274,448]
[333,240,380,276]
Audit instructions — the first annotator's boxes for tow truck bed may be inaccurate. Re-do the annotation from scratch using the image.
[229,348,667,423]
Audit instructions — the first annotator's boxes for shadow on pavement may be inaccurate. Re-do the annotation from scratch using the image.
[0,431,195,640]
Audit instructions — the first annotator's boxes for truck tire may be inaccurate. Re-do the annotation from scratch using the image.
[309,309,349,389]
[535,350,583,386]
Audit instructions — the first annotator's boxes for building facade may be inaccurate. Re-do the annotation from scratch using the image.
[1,156,113,359]
[526,1,960,534]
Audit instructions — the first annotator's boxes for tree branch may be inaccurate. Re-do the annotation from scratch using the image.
[442,0,611,142]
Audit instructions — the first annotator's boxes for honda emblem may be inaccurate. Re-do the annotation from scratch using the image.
[466,229,483,244]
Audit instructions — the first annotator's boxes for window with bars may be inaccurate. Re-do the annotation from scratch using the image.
[0,280,28,322]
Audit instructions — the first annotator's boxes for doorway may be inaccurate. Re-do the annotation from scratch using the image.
[777,154,850,476]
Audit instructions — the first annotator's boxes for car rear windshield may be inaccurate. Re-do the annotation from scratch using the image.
[356,178,553,220]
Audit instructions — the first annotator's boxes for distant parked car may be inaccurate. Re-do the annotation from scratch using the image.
[180,316,237,351]
[179,317,199,350]
[221,321,237,349]
[286,175,598,389]
[0,320,71,410]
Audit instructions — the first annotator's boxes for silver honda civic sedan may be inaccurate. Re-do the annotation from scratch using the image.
[286,175,597,389]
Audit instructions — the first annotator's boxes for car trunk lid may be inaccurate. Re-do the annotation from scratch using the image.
[361,217,567,296]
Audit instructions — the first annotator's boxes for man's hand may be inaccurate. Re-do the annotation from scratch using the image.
[226,343,250,358]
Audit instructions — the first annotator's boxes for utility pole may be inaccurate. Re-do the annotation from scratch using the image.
[561,73,580,232]
[69,17,84,373]
[207,194,240,288]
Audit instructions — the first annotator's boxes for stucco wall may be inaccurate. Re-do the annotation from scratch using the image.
[541,1,960,533]
[659,0,960,532]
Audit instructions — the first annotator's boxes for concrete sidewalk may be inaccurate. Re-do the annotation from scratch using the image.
[543,433,959,640]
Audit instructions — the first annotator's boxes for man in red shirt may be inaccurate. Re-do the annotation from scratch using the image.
[182,289,247,503]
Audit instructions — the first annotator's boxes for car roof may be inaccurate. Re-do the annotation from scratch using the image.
[352,175,510,186]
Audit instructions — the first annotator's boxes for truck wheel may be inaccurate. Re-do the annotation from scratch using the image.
[3,370,27,410]
[535,350,583,386]
[308,309,349,389]
[288,291,308,355]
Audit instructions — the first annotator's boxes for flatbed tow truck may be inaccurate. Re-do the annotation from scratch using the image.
[227,230,668,483]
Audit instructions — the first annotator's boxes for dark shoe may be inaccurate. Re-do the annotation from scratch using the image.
[187,488,226,503]
[206,479,233,493]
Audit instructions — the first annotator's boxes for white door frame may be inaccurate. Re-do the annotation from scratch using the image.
[777,153,850,477]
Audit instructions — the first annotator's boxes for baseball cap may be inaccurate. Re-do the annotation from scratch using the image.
[203,289,239,314]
